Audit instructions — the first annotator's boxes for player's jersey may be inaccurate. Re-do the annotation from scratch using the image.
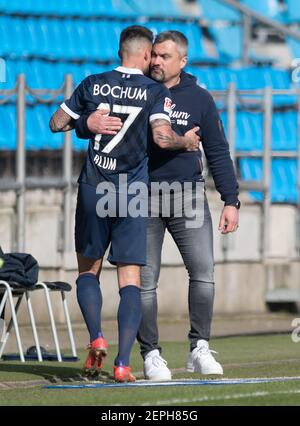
[61,66,171,189]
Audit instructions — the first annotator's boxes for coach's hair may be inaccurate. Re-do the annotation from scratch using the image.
[119,25,153,56]
[154,31,188,57]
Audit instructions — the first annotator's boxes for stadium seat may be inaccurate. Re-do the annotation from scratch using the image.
[272,112,298,150]
[0,0,132,18]
[198,0,241,21]
[235,112,264,151]
[240,0,282,21]
[280,0,300,23]
[146,21,215,63]
[210,25,243,62]
[223,110,297,153]
[0,105,16,150]
[135,0,181,17]
[239,158,298,203]
[26,105,63,150]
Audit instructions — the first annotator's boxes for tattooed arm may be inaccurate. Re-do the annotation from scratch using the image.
[151,119,200,151]
[49,107,75,133]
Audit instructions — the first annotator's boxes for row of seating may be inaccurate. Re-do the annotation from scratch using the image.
[0,105,298,203]
[0,103,297,152]
[0,0,182,18]
[198,0,300,24]
[240,158,298,203]
[221,111,298,151]
[1,59,295,91]
[0,104,87,150]
[1,0,299,23]
[0,17,215,63]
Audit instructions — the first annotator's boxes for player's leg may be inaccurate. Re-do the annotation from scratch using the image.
[167,184,222,374]
[108,213,147,382]
[75,183,110,375]
[112,265,141,383]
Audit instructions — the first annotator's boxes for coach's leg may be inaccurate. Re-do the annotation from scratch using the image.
[137,216,166,359]
[114,265,141,376]
[167,188,215,350]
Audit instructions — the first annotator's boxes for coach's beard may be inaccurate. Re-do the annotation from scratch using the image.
[150,67,165,82]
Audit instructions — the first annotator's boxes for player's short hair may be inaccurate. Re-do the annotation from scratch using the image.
[119,25,153,56]
[154,31,188,58]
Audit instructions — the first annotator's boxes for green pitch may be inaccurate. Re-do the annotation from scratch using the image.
[1,334,300,406]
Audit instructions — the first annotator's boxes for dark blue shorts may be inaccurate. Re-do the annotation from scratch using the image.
[75,183,147,265]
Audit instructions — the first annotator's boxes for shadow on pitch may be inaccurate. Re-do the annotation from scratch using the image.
[0,361,115,383]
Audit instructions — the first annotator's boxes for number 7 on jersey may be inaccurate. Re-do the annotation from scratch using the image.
[94,103,142,154]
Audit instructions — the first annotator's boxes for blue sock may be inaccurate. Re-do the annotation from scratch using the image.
[76,273,103,342]
[114,285,141,367]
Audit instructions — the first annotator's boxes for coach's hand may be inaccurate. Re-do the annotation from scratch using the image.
[87,109,123,135]
[184,127,201,151]
[218,206,239,234]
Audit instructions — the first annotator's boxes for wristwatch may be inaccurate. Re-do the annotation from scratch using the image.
[225,200,241,209]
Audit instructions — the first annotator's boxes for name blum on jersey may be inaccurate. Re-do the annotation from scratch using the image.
[94,154,117,171]
[93,84,147,101]
[170,103,191,126]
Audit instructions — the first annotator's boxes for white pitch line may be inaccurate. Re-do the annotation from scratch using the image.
[138,388,300,406]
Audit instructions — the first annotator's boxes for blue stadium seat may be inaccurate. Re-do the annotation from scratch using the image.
[287,37,300,62]
[285,0,300,22]
[241,0,282,21]
[198,0,241,21]
[236,112,263,151]
[187,66,232,89]
[222,110,297,153]
[239,158,298,203]
[0,105,16,150]
[0,0,131,17]
[210,25,243,62]
[272,112,298,150]
[146,21,215,63]
[25,104,63,150]
[135,0,181,17]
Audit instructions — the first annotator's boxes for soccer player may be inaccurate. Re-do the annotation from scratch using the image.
[75,31,240,381]
[49,26,200,382]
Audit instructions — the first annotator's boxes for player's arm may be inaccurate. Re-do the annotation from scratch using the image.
[50,78,88,133]
[151,119,200,151]
[49,107,75,133]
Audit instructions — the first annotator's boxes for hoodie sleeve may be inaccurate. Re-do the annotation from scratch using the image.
[200,90,239,205]
[75,113,95,139]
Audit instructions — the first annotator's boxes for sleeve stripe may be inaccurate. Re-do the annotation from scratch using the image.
[60,102,80,120]
[149,113,171,124]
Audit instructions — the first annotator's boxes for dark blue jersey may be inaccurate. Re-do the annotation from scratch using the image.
[61,66,171,189]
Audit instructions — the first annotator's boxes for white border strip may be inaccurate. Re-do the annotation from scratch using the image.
[60,102,80,120]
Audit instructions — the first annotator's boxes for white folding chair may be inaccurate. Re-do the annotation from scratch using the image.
[0,280,77,362]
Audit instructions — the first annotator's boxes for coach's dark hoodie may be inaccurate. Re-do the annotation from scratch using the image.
[148,71,239,205]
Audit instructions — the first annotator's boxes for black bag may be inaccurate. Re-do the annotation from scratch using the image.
[0,247,39,288]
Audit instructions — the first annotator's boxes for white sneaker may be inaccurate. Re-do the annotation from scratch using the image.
[144,349,172,381]
[186,340,223,375]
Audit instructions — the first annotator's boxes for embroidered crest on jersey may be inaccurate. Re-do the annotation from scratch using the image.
[164,97,173,114]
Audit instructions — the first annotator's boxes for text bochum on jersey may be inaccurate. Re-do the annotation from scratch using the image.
[60,66,171,189]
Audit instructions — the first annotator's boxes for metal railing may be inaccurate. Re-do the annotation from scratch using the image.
[0,74,74,253]
[0,76,300,264]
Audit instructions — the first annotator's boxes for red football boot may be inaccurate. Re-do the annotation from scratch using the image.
[114,366,136,383]
[83,337,108,376]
